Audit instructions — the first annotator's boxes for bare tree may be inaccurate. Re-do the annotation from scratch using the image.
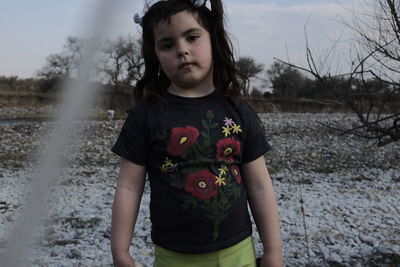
[281,0,400,146]
[37,35,144,95]
[236,56,264,96]
[100,35,144,93]
[37,37,84,79]
[266,61,309,98]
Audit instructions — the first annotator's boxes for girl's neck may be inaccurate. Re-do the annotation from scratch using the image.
[167,84,216,98]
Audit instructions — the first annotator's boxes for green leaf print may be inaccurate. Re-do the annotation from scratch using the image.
[202,119,209,130]
[182,195,198,210]
[210,122,219,129]
[170,173,183,189]
[181,167,202,176]
[201,130,208,139]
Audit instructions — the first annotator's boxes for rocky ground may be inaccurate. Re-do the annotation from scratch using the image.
[0,113,399,266]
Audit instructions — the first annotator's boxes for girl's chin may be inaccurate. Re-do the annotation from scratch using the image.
[173,76,212,88]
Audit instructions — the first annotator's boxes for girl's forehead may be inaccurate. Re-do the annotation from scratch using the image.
[153,10,205,35]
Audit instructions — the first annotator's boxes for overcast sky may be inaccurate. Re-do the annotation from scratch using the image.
[0,0,357,78]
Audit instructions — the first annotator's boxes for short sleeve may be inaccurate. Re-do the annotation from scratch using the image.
[239,101,271,163]
[111,102,148,166]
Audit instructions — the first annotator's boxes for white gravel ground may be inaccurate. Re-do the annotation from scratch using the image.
[0,113,399,266]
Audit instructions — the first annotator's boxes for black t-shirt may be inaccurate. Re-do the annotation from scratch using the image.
[111,89,270,253]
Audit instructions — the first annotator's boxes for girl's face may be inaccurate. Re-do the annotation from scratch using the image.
[154,10,214,96]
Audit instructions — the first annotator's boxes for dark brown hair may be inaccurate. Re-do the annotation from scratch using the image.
[135,0,244,102]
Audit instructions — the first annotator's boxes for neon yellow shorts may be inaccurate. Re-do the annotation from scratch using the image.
[153,236,256,267]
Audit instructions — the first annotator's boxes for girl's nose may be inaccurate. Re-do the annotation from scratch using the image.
[176,41,189,56]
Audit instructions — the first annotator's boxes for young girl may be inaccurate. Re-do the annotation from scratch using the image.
[111,0,283,266]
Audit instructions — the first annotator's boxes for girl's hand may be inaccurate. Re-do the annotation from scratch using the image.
[113,253,137,267]
[260,252,284,267]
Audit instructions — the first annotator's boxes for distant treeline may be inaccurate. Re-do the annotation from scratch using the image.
[2,75,397,114]
[3,62,399,103]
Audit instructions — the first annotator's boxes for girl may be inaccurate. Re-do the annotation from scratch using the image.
[111,0,283,266]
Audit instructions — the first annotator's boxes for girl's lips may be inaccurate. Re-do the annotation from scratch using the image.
[179,62,194,69]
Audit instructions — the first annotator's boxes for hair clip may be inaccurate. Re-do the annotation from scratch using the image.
[192,0,207,8]
[133,13,143,26]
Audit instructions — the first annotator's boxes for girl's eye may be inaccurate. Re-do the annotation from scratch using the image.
[187,35,199,42]
[160,43,172,50]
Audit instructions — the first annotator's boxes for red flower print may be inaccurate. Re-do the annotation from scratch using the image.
[184,169,218,200]
[167,126,199,156]
[231,165,241,184]
[215,137,241,162]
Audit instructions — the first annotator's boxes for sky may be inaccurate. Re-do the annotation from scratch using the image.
[0,0,358,78]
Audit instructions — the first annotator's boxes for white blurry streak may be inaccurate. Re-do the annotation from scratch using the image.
[1,1,125,266]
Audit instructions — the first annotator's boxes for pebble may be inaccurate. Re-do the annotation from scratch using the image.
[359,233,375,246]
[67,248,82,259]
[327,252,344,265]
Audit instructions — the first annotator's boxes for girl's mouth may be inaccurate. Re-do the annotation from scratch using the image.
[179,62,194,69]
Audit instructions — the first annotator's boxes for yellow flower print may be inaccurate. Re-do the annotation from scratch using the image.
[218,165,228,176]
[164,157,173,166]
[231,124,242,134]
[160,157,177,173]
[215,175,226,186]
[222,126,231,137]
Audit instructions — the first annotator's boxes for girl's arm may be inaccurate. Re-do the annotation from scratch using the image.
[242,155,284,267]
[111,158,146,267]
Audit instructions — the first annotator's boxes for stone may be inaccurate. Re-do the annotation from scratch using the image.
[359,233,375,246]
[67,248,82,259]
[327,252,345,266]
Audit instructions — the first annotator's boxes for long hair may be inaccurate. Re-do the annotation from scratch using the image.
[135,0,243,102]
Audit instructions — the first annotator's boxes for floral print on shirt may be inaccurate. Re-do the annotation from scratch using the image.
[160,110,244,241]
[167,126,199,156]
